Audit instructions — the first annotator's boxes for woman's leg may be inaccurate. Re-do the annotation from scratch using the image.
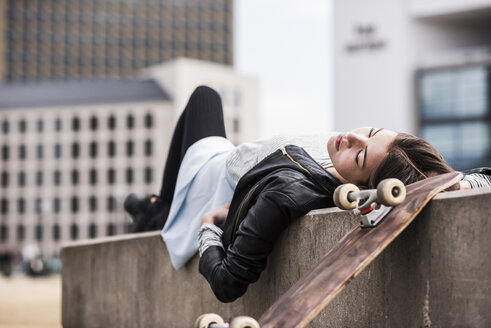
[130,86,226,232]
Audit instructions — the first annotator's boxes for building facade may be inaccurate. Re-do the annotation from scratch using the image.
[0,58,258,259]
[1,0,233,82]
[333,0,491,170]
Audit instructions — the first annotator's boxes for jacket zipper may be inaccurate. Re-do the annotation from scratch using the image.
[280,147,332,195]
[231,182,260,245]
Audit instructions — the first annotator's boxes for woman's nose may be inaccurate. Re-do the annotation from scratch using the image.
[346,132,366,147]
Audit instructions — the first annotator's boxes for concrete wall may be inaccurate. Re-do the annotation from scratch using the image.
[62,188,491,327]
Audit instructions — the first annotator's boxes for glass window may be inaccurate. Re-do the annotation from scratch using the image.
[71,169,80,185]
[2,145,9,161]
[0,224,8,242]
[89,169,97,185]
[126,114,135,129]
[17,224,25,242]
[89,223,97,238]
[89,196,97,212]
[70,223,78,240]
[126,168,134,184]
[107,196,116,212]
[53,197,61,213]
[37,144,43,159]
[233,118,239,133]
[90,116,98,131]
[107,168,116,184]
[37,119,44,132]
[145,113,153,128]
[19,119,27,133]
[0,198,7,214]
[54,144,62,158]
[126,140,134,157]
[19,145,26,160]
[108,141,116,157]
[106,223,116,236]
[1,120,9,134]
[54,170,61,186]
[72,117,80,131]
[18,198,25,214]
[144,139,152,156]
[71,196,79,213]
[71,142,80,158]
[55,118,62,132]
[18,172,26,187]
[145,167,152,184]
[53,224,61,241]
[1,171,8,187]
[35,224,43,241]
[36,171,43,186]
[108,115,116,130]
[35,198,43,214]
[89,142,97,158]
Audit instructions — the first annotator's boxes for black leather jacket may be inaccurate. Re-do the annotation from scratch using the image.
[199,145,342,302]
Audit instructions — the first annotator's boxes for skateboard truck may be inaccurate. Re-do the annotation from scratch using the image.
[334,179,407,228]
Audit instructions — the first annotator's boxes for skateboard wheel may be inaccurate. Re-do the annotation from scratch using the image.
[333,183,359,210]
[229,316,260,328]
[376,179,406,206]
[195,313,225,328]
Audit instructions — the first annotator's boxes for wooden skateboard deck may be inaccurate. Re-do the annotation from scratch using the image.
[258,171,462,328]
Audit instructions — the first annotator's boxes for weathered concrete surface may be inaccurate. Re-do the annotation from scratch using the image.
[62,188,491,328]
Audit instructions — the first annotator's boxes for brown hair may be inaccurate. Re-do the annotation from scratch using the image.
[368,133,454,189]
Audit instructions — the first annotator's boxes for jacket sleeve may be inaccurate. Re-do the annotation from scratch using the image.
[199,190,298,303]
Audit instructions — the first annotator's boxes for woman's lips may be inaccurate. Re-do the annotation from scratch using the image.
[336,134,343,151]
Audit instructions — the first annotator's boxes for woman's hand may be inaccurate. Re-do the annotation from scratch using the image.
[200,203,231,226]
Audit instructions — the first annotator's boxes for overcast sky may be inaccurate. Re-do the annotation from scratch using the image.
[234,0,334,138]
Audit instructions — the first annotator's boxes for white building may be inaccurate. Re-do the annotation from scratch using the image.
[0,58,258,259]
[333,0,491,169]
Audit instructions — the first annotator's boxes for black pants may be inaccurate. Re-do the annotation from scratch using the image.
[136,86,227,231]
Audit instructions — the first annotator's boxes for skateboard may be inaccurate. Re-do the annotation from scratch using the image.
[196,172,461,328]
[195,313,259,328]
[258,171,461,328]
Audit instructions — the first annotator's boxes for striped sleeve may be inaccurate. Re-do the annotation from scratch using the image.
[462,173,491,189]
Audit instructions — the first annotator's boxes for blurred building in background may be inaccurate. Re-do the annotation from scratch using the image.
[0,0,233,82]
[334,0,491,170]
[0,58,258,259]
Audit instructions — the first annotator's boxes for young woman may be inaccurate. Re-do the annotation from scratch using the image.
[124,86,491,302]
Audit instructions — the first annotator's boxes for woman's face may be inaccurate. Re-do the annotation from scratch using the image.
[327,127,397,185]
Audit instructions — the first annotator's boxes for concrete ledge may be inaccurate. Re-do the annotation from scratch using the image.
[62,188,491,327]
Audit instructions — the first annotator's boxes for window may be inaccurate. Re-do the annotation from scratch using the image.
[145,113,153,128]
[37,119,44,132]
[72,117,80,131]
[144,139,152,156]
[87,169,97,185]
[54,144,62,158]
[53,197,61,213]
[1,120,9,134]
[17,224,25,242]
[18,198,25,214]
[53,224,61,241]
[106,223,116,236]
[126,168,134,184]
[1,171,8,187]
[70,223,78,240]
[54,170,61,186]
[35,224,43,241]
[108,115,116,130]
[71,196,79,213]
[107,168,116,184]
[2,145,9,161]
[55,118,62,132]
[18,172,26,187]
[233,118,240,133]
[19,119,27,133]
[126,140,134,157]
[90,116,98,131]
[89,196,97,212]
[89,223,97,238]
[144,167,152,184]
[0,224,8,242]
[71,142,80,158]
[0,198,7,215]
[37,144,43,159]
[107,196,116,212]
[89,142,97,158]
[36,171,43,186]
[126,114,135,129]
[19,145,26,160]
[35,198,43,214]
[108,141,116,157]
